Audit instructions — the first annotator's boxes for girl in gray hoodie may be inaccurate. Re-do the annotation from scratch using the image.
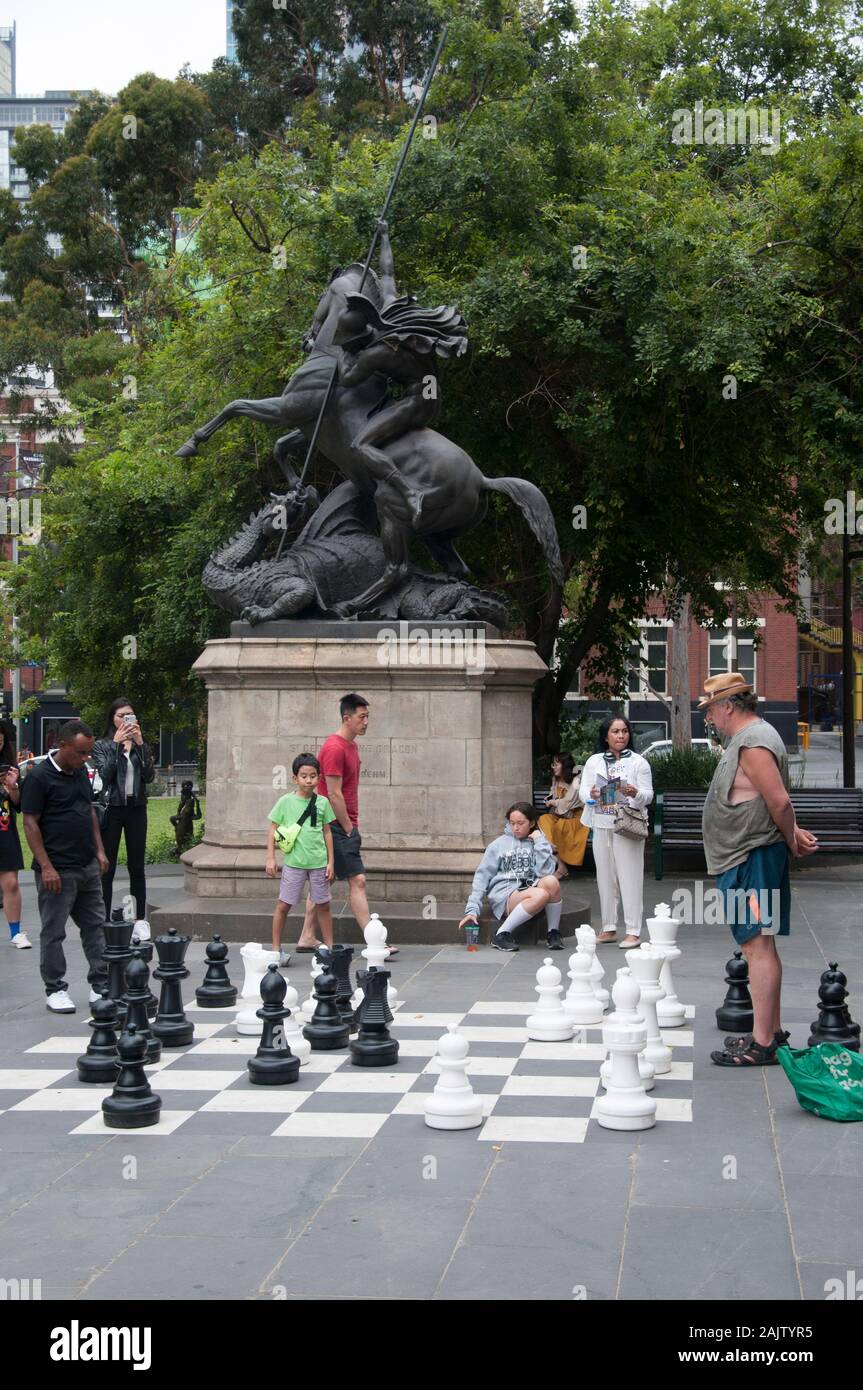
[459,802,562,952]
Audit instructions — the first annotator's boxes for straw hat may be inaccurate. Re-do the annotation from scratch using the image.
[696,672,753,709]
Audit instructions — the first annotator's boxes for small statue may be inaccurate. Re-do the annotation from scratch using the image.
[170,780,202,853]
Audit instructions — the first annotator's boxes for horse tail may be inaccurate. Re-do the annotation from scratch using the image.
[481,476,564,584]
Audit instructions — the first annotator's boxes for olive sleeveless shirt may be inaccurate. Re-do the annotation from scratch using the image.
[701,719,789,875]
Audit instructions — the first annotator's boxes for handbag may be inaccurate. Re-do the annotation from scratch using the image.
[777,1043,863,1122]
[613,802,648,840]
[274,795,317,854]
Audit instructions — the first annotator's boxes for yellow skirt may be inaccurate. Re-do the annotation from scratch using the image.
[538,810,589,867]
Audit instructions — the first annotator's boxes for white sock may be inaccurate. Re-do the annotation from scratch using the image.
[545,901,563,934]
[497,903,533,937]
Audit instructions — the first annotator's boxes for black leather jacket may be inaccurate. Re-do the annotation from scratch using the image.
[92,738,155,808]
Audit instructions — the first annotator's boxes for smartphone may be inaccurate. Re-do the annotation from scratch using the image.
[123,714,136,725]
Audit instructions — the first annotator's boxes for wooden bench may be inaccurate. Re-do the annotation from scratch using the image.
[654,787,863,879]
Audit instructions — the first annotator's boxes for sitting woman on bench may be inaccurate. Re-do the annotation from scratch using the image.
[538,752,589,878]
[458,802,562,953]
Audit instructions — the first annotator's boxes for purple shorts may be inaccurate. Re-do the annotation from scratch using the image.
[278,866,331,906]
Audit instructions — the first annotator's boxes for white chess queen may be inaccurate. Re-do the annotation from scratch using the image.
[579,717,653,949]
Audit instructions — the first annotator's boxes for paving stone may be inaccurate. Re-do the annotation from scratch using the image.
[618,1207,799,1301]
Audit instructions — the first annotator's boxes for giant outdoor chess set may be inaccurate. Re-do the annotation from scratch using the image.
[0,908,699,1145]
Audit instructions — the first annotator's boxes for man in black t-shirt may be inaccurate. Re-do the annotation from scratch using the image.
[21,720,110,1013]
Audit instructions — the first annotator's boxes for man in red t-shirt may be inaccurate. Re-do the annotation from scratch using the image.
[296,693,397,954]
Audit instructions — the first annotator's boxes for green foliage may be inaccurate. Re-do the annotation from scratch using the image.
[558,713,602,768]
[648,747,718,790]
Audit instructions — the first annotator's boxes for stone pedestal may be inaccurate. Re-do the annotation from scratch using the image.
[181,625,547,906]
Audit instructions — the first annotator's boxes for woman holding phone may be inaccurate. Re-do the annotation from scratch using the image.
[0,718,28,949]
[92,697,155,936]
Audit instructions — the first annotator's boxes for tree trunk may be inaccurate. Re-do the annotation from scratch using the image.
[670,594,692,751]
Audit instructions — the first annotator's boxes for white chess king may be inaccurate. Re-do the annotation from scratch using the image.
[645,903,687,1027]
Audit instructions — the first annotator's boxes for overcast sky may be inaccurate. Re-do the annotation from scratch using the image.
[9,0,227,96]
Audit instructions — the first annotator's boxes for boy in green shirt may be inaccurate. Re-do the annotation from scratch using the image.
[266,754,336,965]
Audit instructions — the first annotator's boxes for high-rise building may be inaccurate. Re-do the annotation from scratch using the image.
[0,20,15,96]
[0,91,83,202]
[226,0,237,63]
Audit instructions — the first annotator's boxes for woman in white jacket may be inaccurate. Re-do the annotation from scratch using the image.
[579,715,653,947]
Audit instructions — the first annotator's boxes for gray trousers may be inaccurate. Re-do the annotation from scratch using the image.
[36,857,108,997]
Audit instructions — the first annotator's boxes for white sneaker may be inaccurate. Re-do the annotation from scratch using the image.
[132,919,151,942]
[12,931,32,949]
[46,990,76,1014]
[89,988,104,1005]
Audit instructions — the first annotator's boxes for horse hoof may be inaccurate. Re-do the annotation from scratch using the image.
[175,441,198,458]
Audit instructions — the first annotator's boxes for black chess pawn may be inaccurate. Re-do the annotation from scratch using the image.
[102,1024,162,1129]
[103,919,135,1022]
[350,968,399,1068]
[131,936,159,1019]
[122,949,162,1063]
[808,962,861,1051]
[77,993,121,1084]
[715,950,754,1033]
[302,968,350,1051]
[330,944,355,1026]
[195,933,237,1007]
[151,927,195,1047]
[248,963,300,1085]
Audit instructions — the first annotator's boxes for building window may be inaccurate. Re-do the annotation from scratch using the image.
[628,625,669,697]
[708,627,756,690]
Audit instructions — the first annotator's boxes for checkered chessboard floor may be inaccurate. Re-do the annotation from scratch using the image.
[0,1001,695,1145]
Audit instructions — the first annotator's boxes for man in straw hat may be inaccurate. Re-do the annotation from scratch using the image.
[698,673,818,1067]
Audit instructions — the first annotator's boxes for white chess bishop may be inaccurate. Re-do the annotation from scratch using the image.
[594,968,657,1131]
[357,916,398,1011]
[646,903,687,1027]
[563,951,604,1026]
[575,924,609,1009]
[235,943,280,1035]
[425,1026,484,1130]
[283,984,311,1065]
[527,958,575,1041]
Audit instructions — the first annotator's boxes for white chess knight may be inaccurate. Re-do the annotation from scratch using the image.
[425,1026,483,1130]
[600,962,655,1092]
[646,903,687,1027]
[575,924,609,1009]
[283,984,311,1065]
[235,942,280,1035]
[527,958,575,1041]
[300,956,324,1023]
[595,968,657,1131]
[563,951,604,1026]
[626,942,672,1075]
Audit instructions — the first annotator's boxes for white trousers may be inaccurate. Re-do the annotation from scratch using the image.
[592,826,644,935]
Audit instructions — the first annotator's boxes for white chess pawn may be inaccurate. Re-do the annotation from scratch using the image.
[300,956,324,1023]
[283,985,311,1066]
[627,943,672,1074]
[425,1026,483,1130]
[236,943,280,1035]
[595,969,656,1131]
[600,964,655,1091]
[575,923,608,1009]
[527,958,575,1041]
[646,904,687,1027]
[563,951,604,1026]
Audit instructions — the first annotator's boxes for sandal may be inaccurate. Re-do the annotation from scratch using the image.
[723,1029,789,1054]
[710,1039,780,1067]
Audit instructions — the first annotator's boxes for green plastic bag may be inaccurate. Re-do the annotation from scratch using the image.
[777,1043,863,1122]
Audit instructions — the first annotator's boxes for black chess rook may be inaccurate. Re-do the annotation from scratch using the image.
[248,963,300,1084]
[103,920,135,1023]
[102,1024,162,1129]
[302,969,350,1051]
[350,967,399,1067]
[77,993,121,1084]
[151,927,195,1047]
[122,949,162,1063]
[808,962,861,1051]
[715,950,754,1033]
[195,933,238,1007]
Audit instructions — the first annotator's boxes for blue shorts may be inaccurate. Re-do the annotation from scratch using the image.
[715,842,790,945]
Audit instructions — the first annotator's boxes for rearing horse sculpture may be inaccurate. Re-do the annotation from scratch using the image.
[177,258,563,615]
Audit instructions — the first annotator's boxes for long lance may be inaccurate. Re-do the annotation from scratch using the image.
[280,22,449,542]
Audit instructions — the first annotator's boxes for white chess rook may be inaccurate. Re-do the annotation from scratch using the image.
[425,1026,484,1130]
[626,943,672,1074]
[595,968,657,1131]
[236,943,280,1035]
[575,923,609,1009]
[527,958,575,1041]
[283,985,311,1065]
[564,951,604,1026]
[646,903,687,1027]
